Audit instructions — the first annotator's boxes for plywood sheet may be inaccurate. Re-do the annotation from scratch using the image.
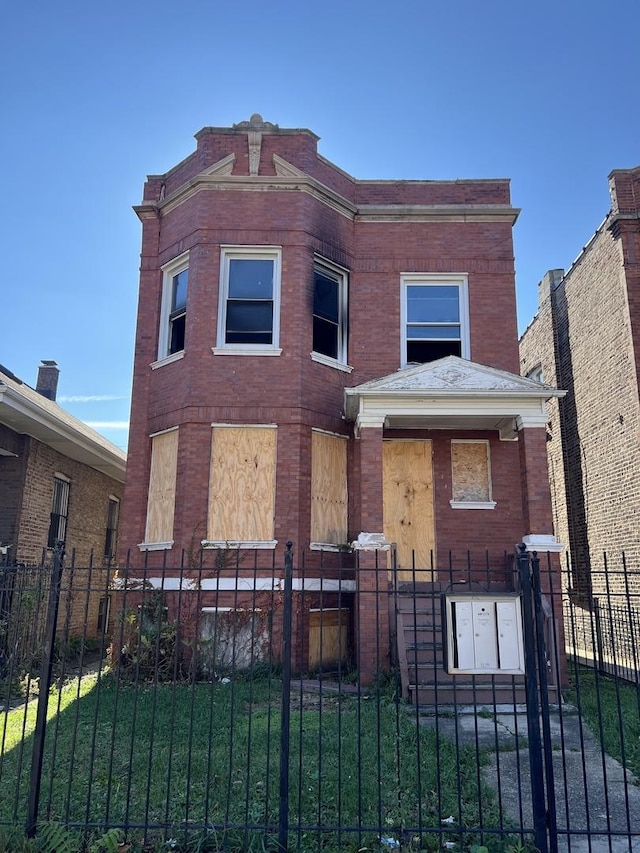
[145,429,178,543]
[451,441,490,502]
[311,431,348,544]
[308,608,349,670]
[383,440,435,581]
[208,427,276,541]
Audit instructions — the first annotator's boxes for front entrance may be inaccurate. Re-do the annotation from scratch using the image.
[382,439,435,581]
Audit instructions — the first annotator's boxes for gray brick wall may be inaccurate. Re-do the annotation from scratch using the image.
[520,184,640,594]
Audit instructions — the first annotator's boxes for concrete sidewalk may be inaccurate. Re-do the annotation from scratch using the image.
[418,705,640,852]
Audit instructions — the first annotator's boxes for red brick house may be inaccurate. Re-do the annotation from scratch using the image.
[120,115,561,681]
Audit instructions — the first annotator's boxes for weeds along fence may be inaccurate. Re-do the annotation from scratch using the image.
[1,544,640,852]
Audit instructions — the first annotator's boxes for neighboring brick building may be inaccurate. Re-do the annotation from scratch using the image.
[520,166,640,590]
[0,361,126,636]
[121,115,561,676]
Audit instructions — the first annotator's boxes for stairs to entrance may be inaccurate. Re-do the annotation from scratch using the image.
[394,586,529,707]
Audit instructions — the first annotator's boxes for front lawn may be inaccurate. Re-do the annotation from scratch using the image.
[568,664,640,779]
[1,673,509,851]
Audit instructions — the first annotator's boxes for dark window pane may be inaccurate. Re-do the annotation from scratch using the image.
[406,339,461,363]
[313,272,339,323]
[226,330,273,344]
[313,316,339,358]
[169,314,186,354]
[104,527,115,559]
[228,259,274,299]
[226,301,273,333]
[105,500,119,558]
[407,285,459,323]
[407,324,460,340]
[48,512,67,548]
[172,269,188,312]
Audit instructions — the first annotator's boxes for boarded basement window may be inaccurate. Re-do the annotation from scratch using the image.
[310,430,348,547]
[450,440,496,509]
[207,426,277,544]
[144,428,179,545]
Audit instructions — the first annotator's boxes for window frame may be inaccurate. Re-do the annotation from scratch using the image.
[203,423,278,549]
[155,252,189,367]
[527,365,544,384]
[400,273,470,367]
[311,257,349,368]
[104,496,120,559]
[139,427,179,551]
[213,246,283,356]
[449,439,496,510]
[310,428,348,550]
[48,474,70,548]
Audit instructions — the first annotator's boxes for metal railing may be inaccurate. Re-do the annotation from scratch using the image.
[1,544,639,851]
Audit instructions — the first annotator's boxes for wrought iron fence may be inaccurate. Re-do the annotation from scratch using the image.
[1,544,639,852]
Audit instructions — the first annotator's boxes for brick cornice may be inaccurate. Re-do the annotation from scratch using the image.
[134,160,520,226]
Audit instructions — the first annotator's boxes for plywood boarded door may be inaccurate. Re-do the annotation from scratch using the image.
[383,440,435,581]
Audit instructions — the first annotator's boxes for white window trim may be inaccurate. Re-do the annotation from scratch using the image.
[151,351,185,370]
[311,256,349,367]
[310,352,354,372]
[214,245,282,355]
[400,273,470,367]
[157,251,189,363]
[449,438,496,510]
[449,500,497,510]
[138,540,174,552]
[201,540,278,550]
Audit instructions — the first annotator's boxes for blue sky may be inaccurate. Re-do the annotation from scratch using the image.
[1,0,639,452]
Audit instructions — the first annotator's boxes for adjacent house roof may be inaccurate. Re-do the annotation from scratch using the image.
[344,356,565,438]
[0,367,126,482]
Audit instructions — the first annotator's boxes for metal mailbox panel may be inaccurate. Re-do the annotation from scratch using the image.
[471,600,499,670]
[444,593,525,675]
[496,600,523,671]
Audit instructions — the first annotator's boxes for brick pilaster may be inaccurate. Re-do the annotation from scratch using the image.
[518,426,554,537]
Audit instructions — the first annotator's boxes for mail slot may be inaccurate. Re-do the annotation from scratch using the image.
[443,593,525,675]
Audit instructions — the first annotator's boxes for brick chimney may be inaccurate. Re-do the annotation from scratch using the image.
[36,360,60,401]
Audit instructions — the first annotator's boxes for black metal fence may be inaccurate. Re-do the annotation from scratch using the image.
[1,544,640,852]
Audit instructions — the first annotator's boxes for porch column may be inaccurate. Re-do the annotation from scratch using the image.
[359,425,384,532]
[354,424,390,683]
[517,419,566,687]
[517,420,560,552]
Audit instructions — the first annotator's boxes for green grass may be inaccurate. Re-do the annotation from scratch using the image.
[0,673,512,851]
[567,664,640,778]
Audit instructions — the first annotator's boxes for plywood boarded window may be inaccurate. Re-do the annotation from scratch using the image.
[145,429,179,544]
[311,430,348,546]
[450,440,496,509]
[208,426,277,542]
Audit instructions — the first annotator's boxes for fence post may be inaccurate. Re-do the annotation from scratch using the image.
[531,551,558,853]
[278,541,294,852]
[26,541,65,838]
[517,543,548,853]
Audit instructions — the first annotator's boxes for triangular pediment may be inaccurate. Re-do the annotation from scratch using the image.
[350,356,555,395]
[201,153,236,177]
[273,154,307,178]
[344,357,564,434]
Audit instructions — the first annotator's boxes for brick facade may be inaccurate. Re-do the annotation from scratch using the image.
[0,364,126,637]
[520,166,640,590]
[122,116,559,672]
